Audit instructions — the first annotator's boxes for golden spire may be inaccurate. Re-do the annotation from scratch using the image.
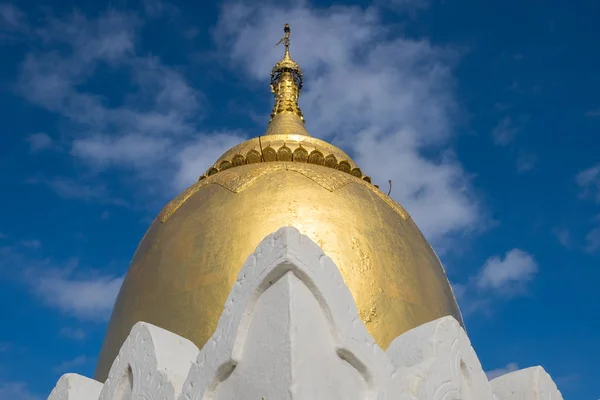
[264,24,310,137]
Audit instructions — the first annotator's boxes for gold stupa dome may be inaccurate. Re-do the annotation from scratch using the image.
[95,25,463,381]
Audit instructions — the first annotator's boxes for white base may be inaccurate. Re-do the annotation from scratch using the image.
[48,227,564,400]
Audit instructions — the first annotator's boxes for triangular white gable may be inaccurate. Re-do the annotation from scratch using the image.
[388,316,495,400]
[48,374,103,400]
[179,226,399,400]
[100,322,199,399]
[490,366,564,400]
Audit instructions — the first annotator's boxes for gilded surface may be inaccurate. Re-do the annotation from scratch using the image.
[264,111,310,137]
[208,134,364,180]
[269,25,304,121]
[96,162,461,381]
[265,24,309,137]
[159,163,407,224]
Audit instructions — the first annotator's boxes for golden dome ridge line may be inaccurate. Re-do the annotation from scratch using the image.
[159,163,407,224]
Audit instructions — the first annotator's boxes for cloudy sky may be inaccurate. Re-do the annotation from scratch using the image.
[1,0,599,398]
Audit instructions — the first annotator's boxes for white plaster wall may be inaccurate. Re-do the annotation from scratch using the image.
[490,366,564,400]
[212,272,368,400]
[388,316,495,400]
[99,321,199,400]
[48,374,103,400]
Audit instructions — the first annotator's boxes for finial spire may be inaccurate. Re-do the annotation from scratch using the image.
[275,23,291,56]
[264,24,310,137]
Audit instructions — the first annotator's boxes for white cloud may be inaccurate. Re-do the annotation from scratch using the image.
[575,167,600,253]
[454,249,538,315]
[13,2,487,249]
[174,132,247,190]
[0,243,123,322]
[494,102,512,111]
[59,327,86,341]
[17,8,240,197]
[53,355,88,373]
[214,2,482,247]
[27,177,127,206]
[0,382,40,400]
[451,282,466,302]
[516,152,537,173]
[553,228,572,249]
[508,81,522,92]
[477,249,538,295]
[0,3,26,32]
[19,239,41,249]
[375,0,430,13]
[389,0,429,7]
[576,164,600,202]
[142,0,180,18]
[26,132,54,152]
[556,373,580,388]
[585,227,600,253]
[585,108,600,117]
[33,269,123,320]
[13,2,491,249]
[70,134,172,170]
[492,116,519,146]
[486,362,519,380]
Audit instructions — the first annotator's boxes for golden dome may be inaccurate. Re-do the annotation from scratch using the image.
[95,24,463,381]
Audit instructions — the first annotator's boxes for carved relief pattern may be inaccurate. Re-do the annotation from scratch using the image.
[200,141,373,184]
[308,149,325,165]
[211,167,285,193]
[324,153,338,169]
[277,144,293,161]
[262,146,277,162]
[97,322,199,400]
[293,145,308,162]
[232,154,245,167]
[246,149,261,164]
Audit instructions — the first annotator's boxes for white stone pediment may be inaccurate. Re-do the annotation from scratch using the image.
[179,226,398,400]
[99,322,199,400]
[490,366,564,400]
[48,374,103,400]
[387,315,496,400]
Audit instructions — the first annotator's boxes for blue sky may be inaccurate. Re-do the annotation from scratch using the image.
[0,0,599,398]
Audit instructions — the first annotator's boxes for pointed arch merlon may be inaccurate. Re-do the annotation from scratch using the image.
[387,316,496,400]
[179,226,397,400]
[99,322,199,400]
[490,366,564,400]
[48,373,103,400]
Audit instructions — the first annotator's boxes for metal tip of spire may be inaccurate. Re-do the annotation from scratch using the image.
[275,23,291,56]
